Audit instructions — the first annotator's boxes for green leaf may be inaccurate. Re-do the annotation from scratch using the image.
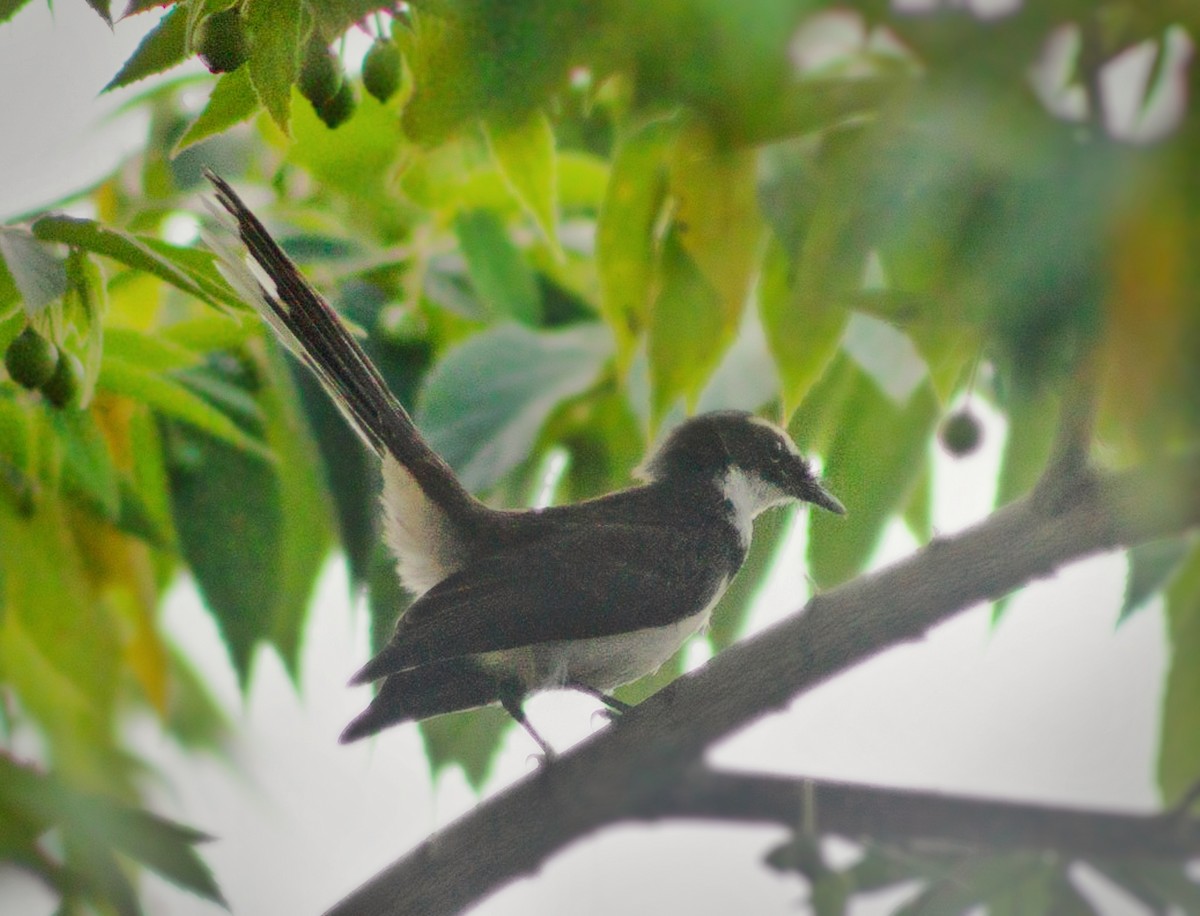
[613,647,685,707]
[174,66,262,155]
[244,0,303,133]
[485,109,562,257]
[1156,543,1200,804]
[596,117,677,370]
[31,216,238,311]
[759,236,847,420]
[0,0,34,26]
[808,368,939,588]
[52,410,121,521]
[1120,537,1190,624]
[647,230,730,422]
[103,4,188,92]
[104,328,203,373]
[62,249,107,408]
[902,456,933,543]
[419,706,513,790]
[417,323,612,492]
[98,356,273,461]
[0,228,68,315]
[453,210,542,324]
[995,384,1059,507]
[669,120,763,327]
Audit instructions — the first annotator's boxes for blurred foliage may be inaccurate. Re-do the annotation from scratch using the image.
[2,0,1200,911]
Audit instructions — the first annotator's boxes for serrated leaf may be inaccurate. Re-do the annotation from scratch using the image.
[98,356,273,461]
[596,117,677,370]
[453,210,542,325]
[485,109,561,257]
[244,0,303,133]
[31,216,239,311]
[103,5,188,92]
[760,236,846,420]
[419,706,513,789]
[84,0,113,25]
[174,65,261,155]
[669,120,763,324]
[0,227,68,315]
[1156,543,1200,804]
[647,230,731,421]
[417,323,612,492]
[808,368,938,588]
[1120,537,1190,624]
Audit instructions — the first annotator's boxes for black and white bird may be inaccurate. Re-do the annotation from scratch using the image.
[202,170,845,756]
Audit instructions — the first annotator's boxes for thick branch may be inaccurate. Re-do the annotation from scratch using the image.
[326,452,1200,916]
[653,767,1200,861]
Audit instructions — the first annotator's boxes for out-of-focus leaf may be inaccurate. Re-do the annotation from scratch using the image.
[418,323,612,492]
[52,410,120,520]
[103,5,188,92]
[708,504,795,651]
[98,356,272,461]
[485,109,561,257]
[596,116,677,370]
[453,210,542,325]
[614,647,686,707]
[254,344,333,676]
[174,66,261,155]
[84,0,112,26]
[647,231,730,422]
[419,706,514,789]
[759,236,846,420]
[902,455,932,543]
[163,646,229,751]
[1108,861,1200,912]
[244,0,303,133]
[995,383,1059,508]
[1120,537,1191,624]
[0,0,34,25]
[1157,543,1200,804]
[0,228,68,316]
[669,120,763,324]
[104,328,203,373]
[808,367,938,588]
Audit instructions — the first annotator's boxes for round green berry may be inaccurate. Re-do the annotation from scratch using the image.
[197,7,249,74]
[316,80,356,128]
[5,327,59,390]
[939,409,983,457]
[299,39,343,108]
[362,38,402,103]
[42,350,85,410]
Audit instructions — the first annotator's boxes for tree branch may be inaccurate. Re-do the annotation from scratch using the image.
[325,452,1200,916]
[652,767,1200,861]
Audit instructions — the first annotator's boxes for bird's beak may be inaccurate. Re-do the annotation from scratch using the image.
[804,479,846,515]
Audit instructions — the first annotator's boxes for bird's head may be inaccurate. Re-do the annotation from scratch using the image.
[637,411,846,519]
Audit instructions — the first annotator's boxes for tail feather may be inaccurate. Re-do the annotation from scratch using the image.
[201,168,480,524]
[339,658,507,743]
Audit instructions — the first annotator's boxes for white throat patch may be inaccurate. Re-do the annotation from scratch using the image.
[719,466,789,546]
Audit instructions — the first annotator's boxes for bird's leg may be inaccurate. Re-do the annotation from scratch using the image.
[499,690,556,763]
[566,680,634,716]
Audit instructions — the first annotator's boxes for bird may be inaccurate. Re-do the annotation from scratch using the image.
[201,169,846,757]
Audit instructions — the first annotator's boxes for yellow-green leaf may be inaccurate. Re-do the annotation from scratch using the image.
[485,109,562,258]
[1157,543,1200,805]
[244,0,303,134]
[173,66,261,155]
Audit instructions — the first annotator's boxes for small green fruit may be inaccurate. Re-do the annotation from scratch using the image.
[315,80,356,128]
[42,350,85,409]
[939,409,983,457]
[5,327,58,390]
[299,39,343,108]
[362,38,402,103]
[197,7,248,74]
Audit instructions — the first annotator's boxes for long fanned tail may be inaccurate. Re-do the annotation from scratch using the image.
[200,168,479,524]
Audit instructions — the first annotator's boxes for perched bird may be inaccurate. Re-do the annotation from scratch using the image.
[202,170,845,756]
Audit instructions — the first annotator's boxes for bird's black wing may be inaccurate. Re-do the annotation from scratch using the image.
[351,520,743,683]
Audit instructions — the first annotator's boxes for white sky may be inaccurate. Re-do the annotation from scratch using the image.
[0,4,1166,916]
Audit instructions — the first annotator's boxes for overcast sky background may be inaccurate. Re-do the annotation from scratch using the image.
[0,4,1168,915]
